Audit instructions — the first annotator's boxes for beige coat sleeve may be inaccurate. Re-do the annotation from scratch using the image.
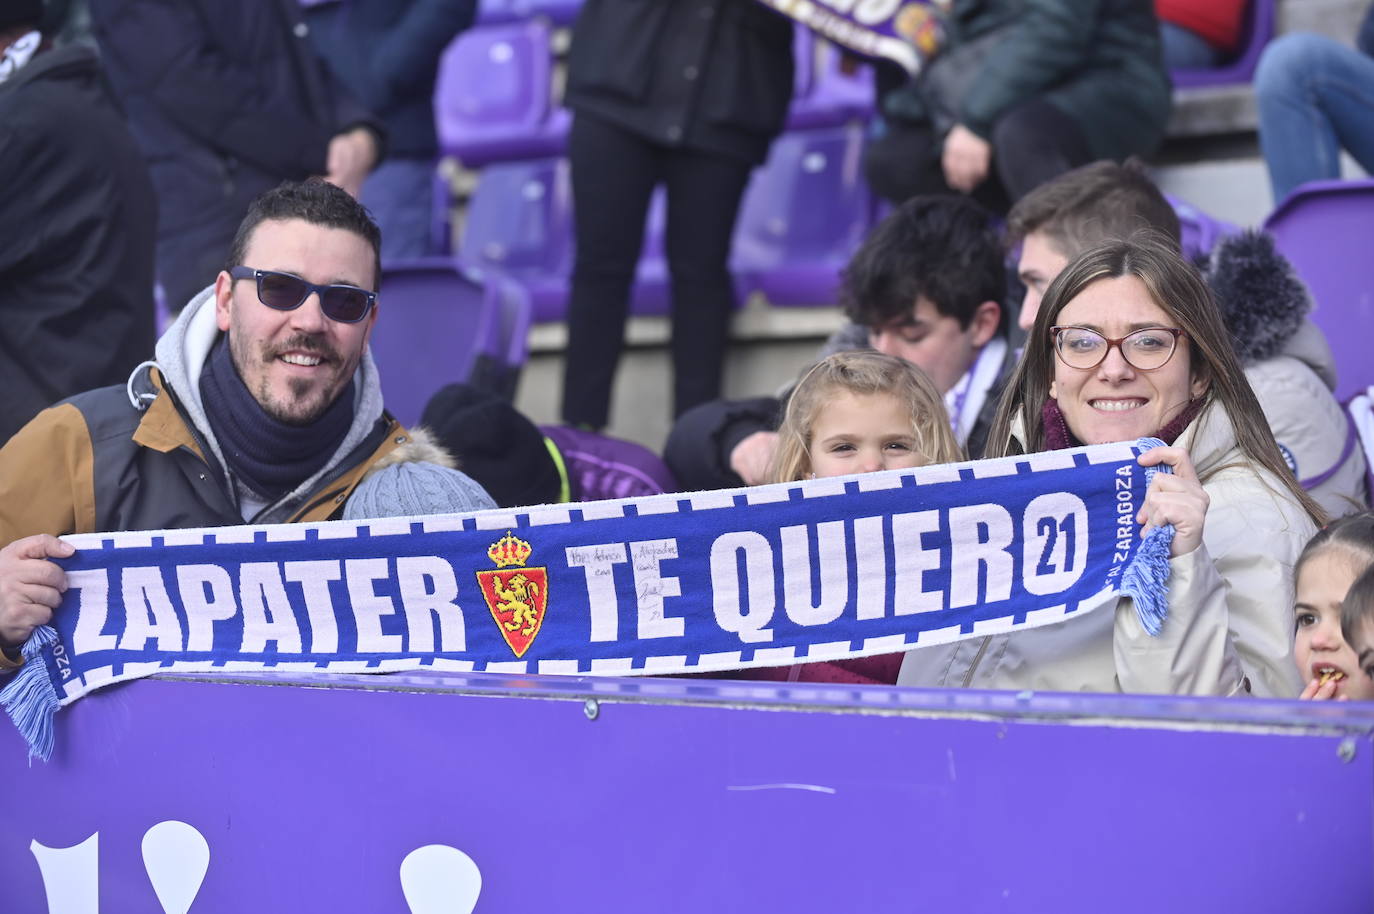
[1114,471,1311,698]
[1113,546,1247,695]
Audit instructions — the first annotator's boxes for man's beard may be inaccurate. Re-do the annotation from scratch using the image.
[230,330,344,427]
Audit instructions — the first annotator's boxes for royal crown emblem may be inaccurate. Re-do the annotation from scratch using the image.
[475,532,548,658]
[487,532,534,568]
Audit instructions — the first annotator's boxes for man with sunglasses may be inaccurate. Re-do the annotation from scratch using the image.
[1007,159,1365,517]
[0,180,411,662]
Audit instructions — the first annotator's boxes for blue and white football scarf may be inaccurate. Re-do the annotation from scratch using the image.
[3,440,1174,761]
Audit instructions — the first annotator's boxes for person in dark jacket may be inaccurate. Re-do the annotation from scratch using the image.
[863,0,1172,211]
[559,0,795,430]
[87,0,385,311]
[0,0,156,447]
[665,195,1014,492]
[304,0,476,259]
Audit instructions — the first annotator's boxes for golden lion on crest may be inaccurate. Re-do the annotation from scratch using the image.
[492,573,541,636]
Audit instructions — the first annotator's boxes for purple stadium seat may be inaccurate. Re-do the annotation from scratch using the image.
[154,283,172,335]
[430,170,453,255]
[371,259,525,425]
[434,20,569,168]
[457,160,685,323]
[488,272,535,374]
[1263,179,1374,402]
[456,158,573,322]
[475,0,584,26]
[786,27,876,130]
[731,123,873,306]
[1170,0,1274,89]
[1166,193,1240,260]
[790,23,816,102]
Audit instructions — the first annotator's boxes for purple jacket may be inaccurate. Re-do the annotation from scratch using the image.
[541,426,677,502]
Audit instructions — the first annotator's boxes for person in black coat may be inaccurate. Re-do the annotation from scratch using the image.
[304,0,475,260]
[0,1,156,446]
[559,0,795,430]
[88,0,385,311]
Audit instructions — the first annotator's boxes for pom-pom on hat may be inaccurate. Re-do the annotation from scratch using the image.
[1206,230,1310,365]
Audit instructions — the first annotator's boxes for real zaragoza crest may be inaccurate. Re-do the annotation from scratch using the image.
[476,532,548,658]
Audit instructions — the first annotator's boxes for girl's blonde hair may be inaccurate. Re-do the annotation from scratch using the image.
[769,350,963,483]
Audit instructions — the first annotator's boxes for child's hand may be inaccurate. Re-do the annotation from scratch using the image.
[1136,446,1209,557]
[1299,676,1349,701]
[729,431,779,486]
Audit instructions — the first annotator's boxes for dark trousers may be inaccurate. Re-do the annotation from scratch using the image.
[862,97,1094,211]
[561,113,754,428]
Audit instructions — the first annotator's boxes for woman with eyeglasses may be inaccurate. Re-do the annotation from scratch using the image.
[897,233,1326,697]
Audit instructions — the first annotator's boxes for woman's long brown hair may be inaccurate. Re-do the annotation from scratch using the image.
[987,232,1326,526]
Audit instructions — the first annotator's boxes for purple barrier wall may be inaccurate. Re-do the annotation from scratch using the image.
[3,671,1371,912]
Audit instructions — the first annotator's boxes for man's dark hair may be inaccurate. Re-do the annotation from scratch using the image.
[226,179,382,289]
[1005,159,1181,259]
[841,195,1005,332]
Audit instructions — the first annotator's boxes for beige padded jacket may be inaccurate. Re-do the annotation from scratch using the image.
[897,401,1315,697]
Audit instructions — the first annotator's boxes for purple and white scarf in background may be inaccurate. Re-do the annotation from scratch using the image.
[753,0,947,74]
[0,31,41,85]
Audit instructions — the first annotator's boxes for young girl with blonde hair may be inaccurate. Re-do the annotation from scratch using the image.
[769,350,963,484]
[738,350,962,685]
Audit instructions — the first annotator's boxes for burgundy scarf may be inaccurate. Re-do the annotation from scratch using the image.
[1041,398,1205,451]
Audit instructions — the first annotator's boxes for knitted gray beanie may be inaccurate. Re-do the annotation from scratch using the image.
[344,462,497,520]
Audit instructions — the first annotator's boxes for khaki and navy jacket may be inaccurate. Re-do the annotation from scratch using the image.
[0,289,410,669]
[0,369,407,545]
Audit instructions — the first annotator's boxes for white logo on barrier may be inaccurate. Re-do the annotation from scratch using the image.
[30,823,482,912]
[30,832,99,914]
[400,844,483,914]
[142,821,210,914]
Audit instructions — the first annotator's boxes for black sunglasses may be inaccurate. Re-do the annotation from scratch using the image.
[228,266,376,323]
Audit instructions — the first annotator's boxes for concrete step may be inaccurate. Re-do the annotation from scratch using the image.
[516,299,844,451]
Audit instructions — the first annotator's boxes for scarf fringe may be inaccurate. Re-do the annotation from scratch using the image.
[0,625,60,763]
[1120,437,1175,637]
